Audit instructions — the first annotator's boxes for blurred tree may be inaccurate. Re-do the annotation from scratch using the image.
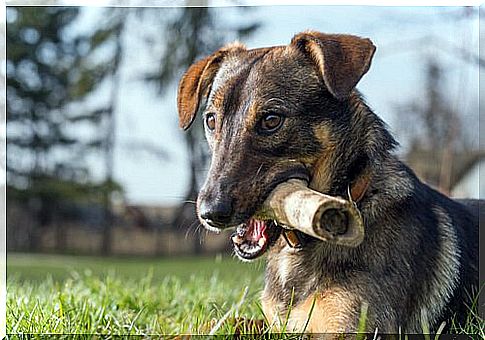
[141,5,259,253]
[6,7,123,251]
[404,60,457,151]
[380,7,481,195]
[398,58,475,194]
[95,9,125,255]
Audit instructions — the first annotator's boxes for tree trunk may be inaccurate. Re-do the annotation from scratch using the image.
[55,213,66,253]
[101,23,124,255]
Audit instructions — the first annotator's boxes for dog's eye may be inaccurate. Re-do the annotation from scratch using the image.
[260,114,284,133]
[205,113,216,131]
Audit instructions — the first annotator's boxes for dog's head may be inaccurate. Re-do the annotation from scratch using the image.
[177,31,377,260]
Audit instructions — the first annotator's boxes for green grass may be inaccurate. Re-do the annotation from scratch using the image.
[6,253,484,336]
[8,252,263,283]
[7,253,267,335]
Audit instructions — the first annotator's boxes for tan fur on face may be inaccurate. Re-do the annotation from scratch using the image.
[308,124,338,193]
[243,102,262,133]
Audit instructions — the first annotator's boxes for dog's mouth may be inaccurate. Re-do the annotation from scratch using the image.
[231,218,282,261]
[210,170,309,261]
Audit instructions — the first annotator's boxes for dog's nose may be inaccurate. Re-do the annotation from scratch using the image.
[199,199,234,229]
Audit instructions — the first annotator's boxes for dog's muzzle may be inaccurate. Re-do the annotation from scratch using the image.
[198,197,235,230]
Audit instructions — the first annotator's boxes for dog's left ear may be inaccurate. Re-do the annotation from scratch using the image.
[291,31,376,100]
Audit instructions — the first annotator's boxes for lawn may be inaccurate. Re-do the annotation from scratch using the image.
[7,253,267,335]
[6,253,484,336]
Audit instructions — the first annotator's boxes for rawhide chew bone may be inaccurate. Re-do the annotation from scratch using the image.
[260,179,365,247]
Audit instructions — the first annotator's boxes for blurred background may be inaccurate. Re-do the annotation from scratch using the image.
[5,4,483,258]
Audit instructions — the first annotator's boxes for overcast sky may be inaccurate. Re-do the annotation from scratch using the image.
[73,5,480,205]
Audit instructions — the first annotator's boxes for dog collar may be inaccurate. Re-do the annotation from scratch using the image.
[282,228,305,249]
[282,170,371,249]
[349,167,372,204]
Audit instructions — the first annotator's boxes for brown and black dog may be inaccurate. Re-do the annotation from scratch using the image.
[177,31,480,334]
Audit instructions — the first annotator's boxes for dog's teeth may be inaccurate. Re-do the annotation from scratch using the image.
[231,235,244,245]
[258,238,266,247]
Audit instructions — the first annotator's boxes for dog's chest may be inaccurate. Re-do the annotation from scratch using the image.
[265,244,319,305]
[263,244,363,333]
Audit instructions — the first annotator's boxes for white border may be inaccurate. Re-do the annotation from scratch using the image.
[4,0,485,7]
[0,1,481,338]
[1,0,5,337]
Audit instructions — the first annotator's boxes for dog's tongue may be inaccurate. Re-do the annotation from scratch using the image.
[247,218,268,243]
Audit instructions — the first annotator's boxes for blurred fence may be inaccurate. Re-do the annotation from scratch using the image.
[8,226,232,256]
[7,201,232,256]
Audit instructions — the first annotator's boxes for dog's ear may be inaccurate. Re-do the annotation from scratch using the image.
[291,31,376,100]
[177,54,224,130]
[177,43,246,130]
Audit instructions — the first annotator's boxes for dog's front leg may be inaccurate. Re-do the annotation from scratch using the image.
[263,289,365,334]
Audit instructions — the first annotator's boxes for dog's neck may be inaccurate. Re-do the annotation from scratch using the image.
[337,154,371,201]
[309,93,395,198]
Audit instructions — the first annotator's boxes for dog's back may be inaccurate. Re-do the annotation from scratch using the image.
[455,198,484,224]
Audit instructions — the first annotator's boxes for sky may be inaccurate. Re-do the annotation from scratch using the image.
[15,5,482,205]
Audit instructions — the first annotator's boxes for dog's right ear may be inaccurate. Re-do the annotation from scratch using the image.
[177,54,224,130]
[177,43,246,130]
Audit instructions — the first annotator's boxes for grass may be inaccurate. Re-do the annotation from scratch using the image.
[7,252,262,283]
[6,253,484,337]
[7,253,267,335]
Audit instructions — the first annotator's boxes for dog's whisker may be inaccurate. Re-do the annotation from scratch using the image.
[184,219,203,239]
[255,163,265,177]
[182,200,197,204]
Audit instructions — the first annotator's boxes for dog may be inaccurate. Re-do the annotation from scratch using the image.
[176,31,480,334]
